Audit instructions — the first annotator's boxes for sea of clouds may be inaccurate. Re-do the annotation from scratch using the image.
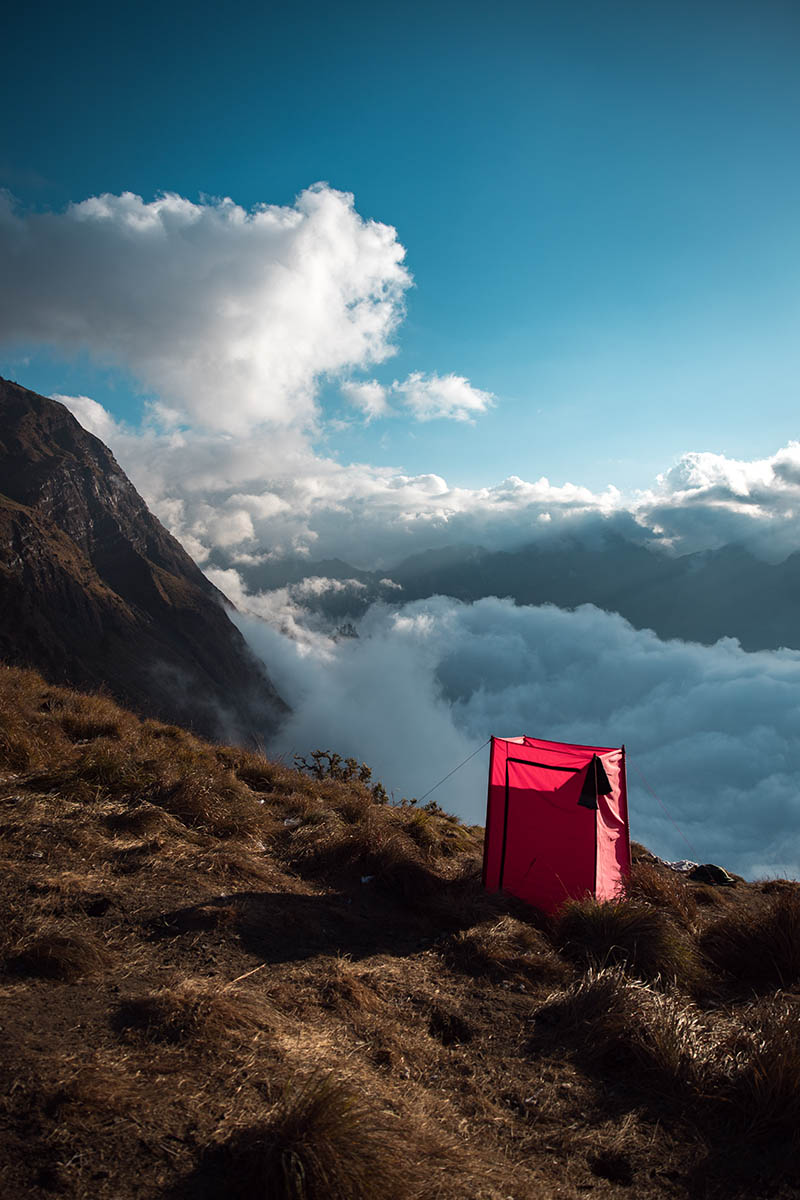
[3,182,800,879]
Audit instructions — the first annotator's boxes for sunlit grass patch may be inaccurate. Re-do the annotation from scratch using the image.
[116,978,266,1048]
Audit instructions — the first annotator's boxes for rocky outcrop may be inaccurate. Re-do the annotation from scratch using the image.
[0,377,286,742]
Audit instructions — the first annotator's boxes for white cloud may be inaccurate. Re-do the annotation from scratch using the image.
[293,576,367,599]
[51,394,118,443]
[340,372,495,424]
[392,371,495,422]
[340,379,390,420]
[228,586,800,881]
[1,186,411,435]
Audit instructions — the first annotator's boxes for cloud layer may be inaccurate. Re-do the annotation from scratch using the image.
[234,589,800,881]
[60,394,800,568]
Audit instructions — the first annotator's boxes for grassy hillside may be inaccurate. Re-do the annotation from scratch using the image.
[1,663,799,1198]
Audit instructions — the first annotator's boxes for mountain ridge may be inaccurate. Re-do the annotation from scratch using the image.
[227,533,800,652]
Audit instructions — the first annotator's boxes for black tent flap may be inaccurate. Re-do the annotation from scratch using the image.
[578,755,612,809]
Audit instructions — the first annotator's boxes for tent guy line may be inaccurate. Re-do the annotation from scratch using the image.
[415,739,491,805]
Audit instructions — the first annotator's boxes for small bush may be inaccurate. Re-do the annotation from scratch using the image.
[207,1073,416,1199]
[294,750,388,804]
[555,897,701,987]
[701,890,800,989]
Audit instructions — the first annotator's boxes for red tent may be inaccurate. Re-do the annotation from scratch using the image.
[482,735,631,913]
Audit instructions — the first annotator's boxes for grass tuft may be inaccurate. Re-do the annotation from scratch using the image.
[701,889,800,989]
[444,915,569,986]
[627,860,697,927]
[202,1073,418,1199]
[555,896,701,987]
[536,968,713,1105]
[8,928,114,980]
[116,979,265,1047]
[715,997,800,1145]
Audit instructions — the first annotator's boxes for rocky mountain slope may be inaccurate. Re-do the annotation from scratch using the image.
[1,664,799,1199]
[0,377,285,741]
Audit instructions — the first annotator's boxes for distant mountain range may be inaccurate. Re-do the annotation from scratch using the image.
[228,534,800,652]
[0,378,286,741]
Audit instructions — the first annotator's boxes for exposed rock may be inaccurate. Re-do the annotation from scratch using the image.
[0,376,286,742]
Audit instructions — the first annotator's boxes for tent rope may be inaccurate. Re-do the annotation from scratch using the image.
[416,738,491,804]
[627,758,700,860]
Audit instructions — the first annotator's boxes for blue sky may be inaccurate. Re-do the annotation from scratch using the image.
[3,0,800,493]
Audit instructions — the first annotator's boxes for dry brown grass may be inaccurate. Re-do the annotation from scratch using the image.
[555,896,702,988]
[284,804,438,895]
[316,957,383,1018]
[715,996,800,1145]
[535,968,714,1107]
[106,803,185,838]
[5,662,800,1200]
[444,915,570,986]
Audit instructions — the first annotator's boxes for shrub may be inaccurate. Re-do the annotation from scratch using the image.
[701,890,800,989]
[555,897,701,987]
[294,750,388,804]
